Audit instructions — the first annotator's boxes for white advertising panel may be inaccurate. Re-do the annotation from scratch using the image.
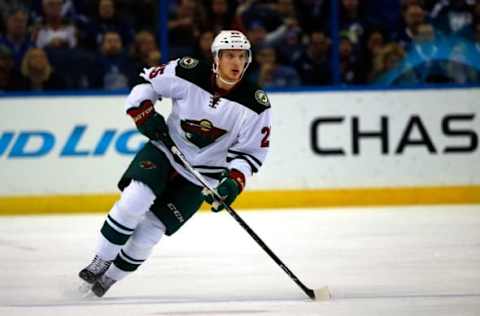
[254,88,480,189]
[1,88,479,197]
[1,96,146,195]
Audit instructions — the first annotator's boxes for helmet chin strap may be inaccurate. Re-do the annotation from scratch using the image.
[216,73,239,86]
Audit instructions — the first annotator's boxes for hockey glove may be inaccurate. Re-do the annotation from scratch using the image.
[127,100,169,143]
[203,169,245,212]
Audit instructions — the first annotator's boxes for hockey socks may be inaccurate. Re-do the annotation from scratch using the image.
[103,211,166,281]
[96,180,157,260]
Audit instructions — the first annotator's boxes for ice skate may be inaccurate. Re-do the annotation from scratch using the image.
[78,255,112,293]
[91,274,117,297]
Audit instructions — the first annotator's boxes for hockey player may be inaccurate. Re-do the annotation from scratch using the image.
[78,30,272,297]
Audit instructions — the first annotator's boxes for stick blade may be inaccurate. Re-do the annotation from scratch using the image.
[312,286,331,301]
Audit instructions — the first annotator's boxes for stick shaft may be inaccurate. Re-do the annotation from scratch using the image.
[222,202,315,300]
[159,142,315,300]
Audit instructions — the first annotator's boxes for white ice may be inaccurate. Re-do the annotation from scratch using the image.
[0,205,479,316]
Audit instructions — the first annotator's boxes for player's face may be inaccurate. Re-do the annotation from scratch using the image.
[217,49,248,82]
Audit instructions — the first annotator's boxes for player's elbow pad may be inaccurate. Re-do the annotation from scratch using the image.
[125,83,161,113]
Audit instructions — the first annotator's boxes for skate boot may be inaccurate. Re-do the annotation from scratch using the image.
[91,274,117,297]
[78,255,112,284]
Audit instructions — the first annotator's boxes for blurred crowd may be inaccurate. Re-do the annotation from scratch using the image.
[1,0,480,92]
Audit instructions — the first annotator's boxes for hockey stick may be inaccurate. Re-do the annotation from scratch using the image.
[153,140,330,301]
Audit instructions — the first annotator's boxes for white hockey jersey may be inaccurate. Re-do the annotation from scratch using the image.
[125,57,272,188]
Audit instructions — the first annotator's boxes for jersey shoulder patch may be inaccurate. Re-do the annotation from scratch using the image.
[175,57,212,93]
[226,81,271,114]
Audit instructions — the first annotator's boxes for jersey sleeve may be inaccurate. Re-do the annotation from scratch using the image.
[227,107,271,178]
[124,83,159,112]
[124,60,188,112]
[139,60,188,100]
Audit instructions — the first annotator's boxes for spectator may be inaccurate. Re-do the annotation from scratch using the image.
[340,0,368,82]
[0,0,477,91]
[231,0,254,29]
[371,43,408,83]
[339,35,364,84]
[394,4,427,50]
[278,28,304,65]
[293,31,332,85]
[20,47,66,91]
[192,30,214,62]
[206,0,229,34]
[275,0,298,21]
[364,28,387,81]
[431,0,474,37]
[250,46,301,87]
[93,31,136,90]
[0,7,34,69]
[270,0,304,64]
[130,30,161,73]
[34,0,77,49]
[246,17,301,55]
[144,49,161,68]
[245,20,268,51]
[0,45,25,91]
[405,23,451,83]
[64,0,91,20]
[366,29,386,58]
[340,0,367,48]
[442,19,480,83]
[205,0,244,34]
[446,40,478,83]
[81,0,134,50]
[29,0,80,20]
[168,0,207,58]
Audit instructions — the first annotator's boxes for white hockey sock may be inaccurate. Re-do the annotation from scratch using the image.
[95,231,123,262]
[95,180,156,261]
[104,262,130,281]
[106,212,166,281]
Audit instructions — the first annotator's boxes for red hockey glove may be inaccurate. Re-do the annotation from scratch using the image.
[127,100,169,142]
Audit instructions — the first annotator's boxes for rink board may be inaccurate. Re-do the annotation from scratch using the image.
[0,88,479,214]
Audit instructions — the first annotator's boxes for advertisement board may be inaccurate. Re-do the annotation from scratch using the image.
[1,88,479,213]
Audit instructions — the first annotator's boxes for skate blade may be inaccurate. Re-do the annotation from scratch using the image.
[82,289,100,299]
[62,280,95,300]
[78,281,94,295]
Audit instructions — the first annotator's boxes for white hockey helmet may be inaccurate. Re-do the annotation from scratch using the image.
[211,30,252,74]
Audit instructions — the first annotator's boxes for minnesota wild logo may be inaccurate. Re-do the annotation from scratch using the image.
[179,57,199,69]
[181,119,227,148]
[255,90,270,106]
[139,160,157,169]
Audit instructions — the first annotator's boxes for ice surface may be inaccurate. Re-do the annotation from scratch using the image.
[0,205,479,315]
